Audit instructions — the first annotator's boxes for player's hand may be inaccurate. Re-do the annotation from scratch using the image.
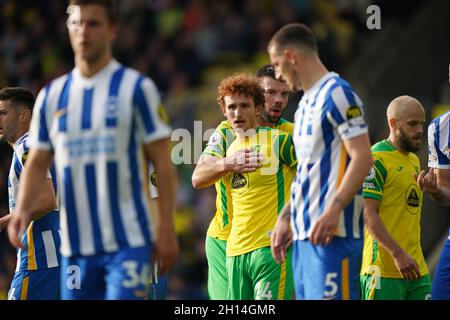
[310,204,340,246]
[271,214,292,264]
[225,148,263,173]
[0,214,11,232]
[415,169,439,195]
[7,212,30,249]
[154,222,179,276]
[393,250,421,280]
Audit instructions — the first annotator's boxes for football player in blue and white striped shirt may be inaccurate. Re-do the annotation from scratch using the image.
[268,23,373,300]
[7,0,178,300]
[0,87,60,300]
[417,110,450,299]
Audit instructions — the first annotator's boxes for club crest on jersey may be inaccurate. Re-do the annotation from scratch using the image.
[231,173,247,189]
[346,105,362,119]
[405,184,420,214]
[105,97,119,119]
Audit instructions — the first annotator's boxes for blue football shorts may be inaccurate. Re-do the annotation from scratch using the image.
[292,237,363,300]
[60,244,152,300]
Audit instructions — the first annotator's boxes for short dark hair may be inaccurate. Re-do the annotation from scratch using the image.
[69,0,118,24]
[217,74,265,110]
[0,87,35,111]
[256,64,277,80]
[269,23,317,53]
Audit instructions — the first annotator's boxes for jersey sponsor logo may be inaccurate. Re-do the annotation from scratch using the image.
[366,167,376,180]
[231,173,247,189]
[150,171,158,187]
[405,184,420,214]
[345,105,362,119]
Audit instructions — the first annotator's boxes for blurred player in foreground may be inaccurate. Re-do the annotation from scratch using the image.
[269,23,373,299]
[7,0,178,299]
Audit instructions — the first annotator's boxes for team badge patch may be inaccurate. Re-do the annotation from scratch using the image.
[150,171,158,187]
[21,151,29,166]
[158,104,170,124]
[346,105,362,119]
[366,167,376,180]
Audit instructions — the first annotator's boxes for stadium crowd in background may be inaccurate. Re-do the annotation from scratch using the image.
[0,0,446,300]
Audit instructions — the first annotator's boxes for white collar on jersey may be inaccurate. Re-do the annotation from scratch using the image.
[304,71,339,97]
[72,58,121,87]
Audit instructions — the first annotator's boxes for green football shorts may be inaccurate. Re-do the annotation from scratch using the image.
[226,246,294,300]
[205,236,228,299]
[360,273,431,300]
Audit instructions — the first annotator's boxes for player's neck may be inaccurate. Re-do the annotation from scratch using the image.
[76,51,112,78]
[9,126,28,146]
[256,115,274,128]
[301,58,329,92]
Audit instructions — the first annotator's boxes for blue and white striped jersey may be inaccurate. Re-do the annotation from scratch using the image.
[427,110,450,238]
[290,72,368,241]
[8,132,60,271]
[428,111,450,169]
[29,59,171,257]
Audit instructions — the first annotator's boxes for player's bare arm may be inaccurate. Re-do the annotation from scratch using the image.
[192,148,262,189]
[1,177,56,232]
[417,168,450,206]
[144,138,179,276]
[310,133,373,246]
[7,149,53,248]
[271,201,292,264]
[364,197,421,280]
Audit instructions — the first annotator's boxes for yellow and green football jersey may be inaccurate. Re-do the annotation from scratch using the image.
[203,118,293,241]
[274,118,294,136]
[225,127,297,256]
[361,139,429,278]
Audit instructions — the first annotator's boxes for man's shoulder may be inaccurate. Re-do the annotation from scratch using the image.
[429,111,450,131]
[216,120,232,131]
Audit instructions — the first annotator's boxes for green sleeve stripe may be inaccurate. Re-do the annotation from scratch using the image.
[276,167,285,214]
[363,190,383,200]
[290,146,296,167]
[218,128,227,142]
[373,159,387,179]
[279,134,288,164]
[220,180,229,227]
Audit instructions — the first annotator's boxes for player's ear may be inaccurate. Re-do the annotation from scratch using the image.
[19,109,31,123]
[221,105,227,117]
[284,48,296,65]
[255,104,262,116]
[388,117,397,129]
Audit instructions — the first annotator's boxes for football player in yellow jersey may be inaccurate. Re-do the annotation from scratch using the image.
[216,74,296,300]
[361,96,431,300]
[192,66,293,299]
